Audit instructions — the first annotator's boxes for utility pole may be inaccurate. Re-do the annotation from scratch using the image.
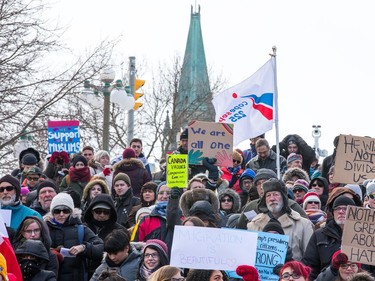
[128,56,136,146]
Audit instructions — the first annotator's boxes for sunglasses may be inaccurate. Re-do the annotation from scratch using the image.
[93,208,110,215]
[369,194,375,200]
[27,176,39,181]
[53,208,71,215]
[293,188,304,193]
[233,160,241,164]
[307,201,319,205]
[221,198,233,203]
[311,183,323,188]
[0,186,14,192]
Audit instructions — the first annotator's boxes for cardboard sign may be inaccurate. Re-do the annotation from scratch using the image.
[255,231,289,281]
[333,134,375,184]
[167,154,188,188]
[342,206,375,266]
[188,121,233,166]
[170,226,258,270]
[47,120,80,154]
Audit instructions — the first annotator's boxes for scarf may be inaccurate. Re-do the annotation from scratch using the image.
[69,166,91,183]
[154,201,168,218]
[139,263,155,280]
[227,166,241,175]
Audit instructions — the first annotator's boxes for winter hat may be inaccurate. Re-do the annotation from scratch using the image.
[72,154,88,167]
[345,184,363,201]
[302,192,321,210]
[113,172,131,187]
[50,192,74,212]
[136,207,153,222]
[0,253,7,280]
[21,187,30,196]
[36,180,59,197]
[180,127,188,140]
[156,181,167,194]
[141,182,158,193]
[25,166,43,175]
[287,136,297,146]
[263,218,284,234]
[189,200,215,219]
[122,148,136,159]
[21,153,38,165]
[332,195,356,209]
[0,174,20,201]
[332,250,361,268]
[293,179,309,193]
[232,150,243,163]
[236,265,260,281]
[253,168,278,186]
[287,153,303,164]
[143,239,169,258]
[366,181,375,196]
[262,178,287,195]
[240,169,256,181]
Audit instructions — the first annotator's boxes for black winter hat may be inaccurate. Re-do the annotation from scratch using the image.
[0,174,20,201]
[253,169,278,185]
[262,178,287,195]
[36,180,59,197]
[263,218,284,234]
[72,155,88,167]
[21,153,38,165]
[180,128,188,140]
[333,195,356,209]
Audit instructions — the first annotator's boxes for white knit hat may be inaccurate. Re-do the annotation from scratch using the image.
[367,180,375,196]
[50,192,74,212]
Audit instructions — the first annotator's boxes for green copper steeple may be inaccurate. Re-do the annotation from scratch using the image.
[176,5,215,127]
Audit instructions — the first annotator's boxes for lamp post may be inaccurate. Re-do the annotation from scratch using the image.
[128,56,136,145]
[83,68,134,152]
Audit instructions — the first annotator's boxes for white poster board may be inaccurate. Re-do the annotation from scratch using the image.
[170,226,258,270]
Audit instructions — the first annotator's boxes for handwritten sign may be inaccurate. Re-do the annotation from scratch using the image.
[47,120,80,154]
[188,121,233,166]
[170,226,257,270]
[342,206,375,266]
[255,231,289,281]
[333,135,375,184]
[167,154,188,188]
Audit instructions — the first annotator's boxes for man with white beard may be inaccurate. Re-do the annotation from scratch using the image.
[0,174,42,230]
[247,178,314,261]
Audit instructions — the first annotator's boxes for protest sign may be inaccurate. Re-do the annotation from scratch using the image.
[342,206,375,266]
[255,231,289,281]
[167,154,188,188]
[188,120,233,166]
[47,120,80,154]
[170,226,257,270]
[333,134,375,184]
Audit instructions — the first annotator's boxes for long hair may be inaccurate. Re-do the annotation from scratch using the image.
[182,216,206,227]
[148,266,182,281]
[186,269,229,281]
[279,261,311,280]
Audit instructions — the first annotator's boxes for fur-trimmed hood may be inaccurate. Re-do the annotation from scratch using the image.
[82,179,110,201]
[218,188,241,213]
[282,167,310,183]
[179,188,220,217]
[113,157,145,172]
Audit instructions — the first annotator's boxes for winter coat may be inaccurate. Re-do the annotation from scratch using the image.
[236,198,307,230]
[44,161,70,187]
[246,149,287,175]
[60,175,89,198]
[1,202,42,230]
[218,188,242,218]
[220,167,244,194]
[12,216,59,277]
[315,266,341,281]
[90,247,141,281]
[247,210,314,261]
[45,209,104,281]
[113,188,141,228]
[113,158,152,198]
[302,219,343,281]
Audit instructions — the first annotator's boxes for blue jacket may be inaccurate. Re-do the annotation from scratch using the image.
[2,203,42,230]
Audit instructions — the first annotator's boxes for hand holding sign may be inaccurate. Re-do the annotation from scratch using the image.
[215,150,233,167]
[188,149,204,165]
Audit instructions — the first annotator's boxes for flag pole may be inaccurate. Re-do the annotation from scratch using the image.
[270,46,281,179]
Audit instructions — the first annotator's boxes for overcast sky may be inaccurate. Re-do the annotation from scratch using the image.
[50,0,375,158]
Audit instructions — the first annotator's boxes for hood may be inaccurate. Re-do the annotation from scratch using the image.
[13,216,52,250]
[82,179,110,201]
[282,167,309,183]
[325,187,362,215]
[84,193,117,223]
[218,188,241,213]
[179,188,219,217]
[113,158,145,172]
[15,239,49,262]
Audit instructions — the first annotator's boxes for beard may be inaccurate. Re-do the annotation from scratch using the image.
[1,194,17,206]
[267,201,284,214]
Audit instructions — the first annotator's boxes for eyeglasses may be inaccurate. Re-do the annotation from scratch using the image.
[334,206,347,212]
[281,272,302,280]
[307,201,319,205]
[93,208,110,215]
[0,186,14,192]
[220,198,233,203]
[233,160,241,164]
[293,189,304,193]
[27,176,39,181]
[242,180,253,185]
[340,263,358,269]
[311,183,323,188]
[53,208,71,215]
[369,194,375,200]
[24,228,41,235]
[144,253,159,259]
[158,191,171,196]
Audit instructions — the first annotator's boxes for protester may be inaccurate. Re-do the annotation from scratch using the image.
[279,261,311,281]
[302,192,327,228]
[148,265,184,281]
[292,179,310,206]
[237,168,257,209]
[220,150,244,193]
[29,180,59,216]
[44,151,70,186]
[186,269,229,281]
[90,150,113,187]
[81,179,110,215]
[308,177,329,210]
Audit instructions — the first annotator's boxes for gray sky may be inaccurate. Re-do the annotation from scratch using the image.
[51,0,375,157]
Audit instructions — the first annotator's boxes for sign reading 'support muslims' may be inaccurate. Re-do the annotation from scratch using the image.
[333,134,375,184]
[167,154,188,188]
[342,206,375,266]
[47,120,80,154]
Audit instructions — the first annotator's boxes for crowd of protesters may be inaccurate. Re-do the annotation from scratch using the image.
[0,133,374,281]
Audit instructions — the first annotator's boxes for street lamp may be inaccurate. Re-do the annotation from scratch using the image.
[82,68,135,151]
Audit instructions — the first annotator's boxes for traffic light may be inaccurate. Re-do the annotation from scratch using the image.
[134,79,145,111]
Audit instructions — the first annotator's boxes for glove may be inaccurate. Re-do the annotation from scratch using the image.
[51,248,64,264]
[49,151,59,163]
[202,157,219,180]
[170,187,183,199]
[60,151,70,164]
[102,167,111,176]
[332,252,348,270]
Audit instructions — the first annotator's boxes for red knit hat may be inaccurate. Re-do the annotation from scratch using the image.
[332,250,361,268]
[122,148,136,159]
[236,265,260,281]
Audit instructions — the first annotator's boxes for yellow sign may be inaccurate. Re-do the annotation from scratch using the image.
[167,154,188,188]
